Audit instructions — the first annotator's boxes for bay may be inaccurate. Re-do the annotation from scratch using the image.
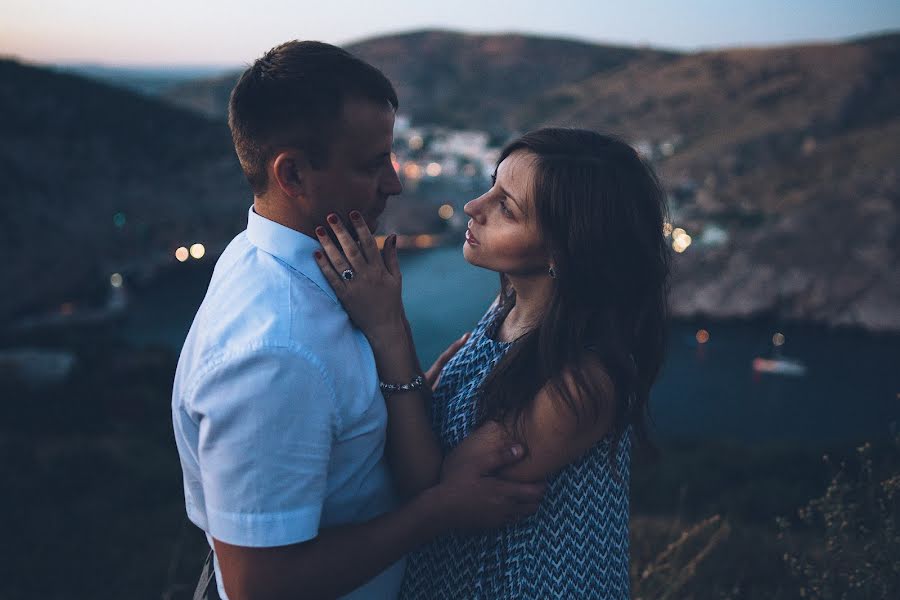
[120,244,900,445]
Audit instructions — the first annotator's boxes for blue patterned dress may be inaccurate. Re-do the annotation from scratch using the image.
[401,299,631,599]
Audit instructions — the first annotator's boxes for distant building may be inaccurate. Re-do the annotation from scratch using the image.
[431,130,491,162]
[698,224,729,247]
[394,114,411,133]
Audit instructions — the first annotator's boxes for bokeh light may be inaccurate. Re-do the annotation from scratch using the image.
[175,247,189,262]
[110,273,123,288]
[672,228,692,253]
[438,204,455,219]
[414,234,435,248]
[403,163,422,179]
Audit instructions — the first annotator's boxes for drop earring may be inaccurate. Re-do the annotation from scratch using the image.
[548,266,556,279]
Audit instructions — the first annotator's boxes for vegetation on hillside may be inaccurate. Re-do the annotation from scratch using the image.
[1,332,896,598]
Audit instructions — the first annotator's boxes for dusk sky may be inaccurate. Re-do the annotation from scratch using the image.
[3,0,899,67]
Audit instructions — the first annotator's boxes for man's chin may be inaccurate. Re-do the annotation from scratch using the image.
[349,220,378,238]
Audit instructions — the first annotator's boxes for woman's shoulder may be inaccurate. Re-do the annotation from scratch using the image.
[475,293,505,327]
[562,352,616,409]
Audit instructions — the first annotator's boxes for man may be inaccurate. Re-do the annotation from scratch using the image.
[172,41,543,599]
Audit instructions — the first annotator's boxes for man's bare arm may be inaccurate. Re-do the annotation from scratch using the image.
[214,443,544,600]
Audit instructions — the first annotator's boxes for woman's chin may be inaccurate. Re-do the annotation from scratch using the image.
[462,242,477,264]
[462,244,493,271]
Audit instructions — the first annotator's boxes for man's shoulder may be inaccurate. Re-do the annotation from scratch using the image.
[182,243,346,371]
[174,327,338,414]
[209,242,334,327]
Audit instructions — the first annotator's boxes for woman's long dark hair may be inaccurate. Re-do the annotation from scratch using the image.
[477,128,671,465]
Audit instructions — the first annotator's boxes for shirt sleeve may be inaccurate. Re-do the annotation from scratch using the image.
[186,342,338,547]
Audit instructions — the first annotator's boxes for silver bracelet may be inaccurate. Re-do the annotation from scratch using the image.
[379,374,425,398]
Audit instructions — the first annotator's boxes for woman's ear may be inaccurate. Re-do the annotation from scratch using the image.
[271,151,307,199]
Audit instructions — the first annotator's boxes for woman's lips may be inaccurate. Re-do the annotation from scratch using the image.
[465,228,479,246]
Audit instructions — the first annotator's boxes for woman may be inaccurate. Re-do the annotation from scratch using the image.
[312,128,671,598]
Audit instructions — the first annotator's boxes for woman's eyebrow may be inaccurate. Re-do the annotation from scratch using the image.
[497,182,524,213]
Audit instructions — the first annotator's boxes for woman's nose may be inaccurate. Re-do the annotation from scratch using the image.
[464,195,485,222]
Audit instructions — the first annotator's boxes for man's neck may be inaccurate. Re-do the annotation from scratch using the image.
[253,197,318,239]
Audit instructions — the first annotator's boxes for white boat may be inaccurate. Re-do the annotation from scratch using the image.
[752,357,807,376]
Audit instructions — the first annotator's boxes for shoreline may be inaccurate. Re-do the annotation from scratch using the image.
[5,238,900,338]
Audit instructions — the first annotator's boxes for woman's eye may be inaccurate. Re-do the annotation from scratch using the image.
[499,200,513,217]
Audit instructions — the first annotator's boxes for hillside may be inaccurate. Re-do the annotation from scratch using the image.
[6,30,900,330]
[524,33,900,329]
[0,59,250,320]
[162,30,678,134]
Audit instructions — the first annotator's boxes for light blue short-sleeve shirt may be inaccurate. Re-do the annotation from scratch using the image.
[172,207,405,599]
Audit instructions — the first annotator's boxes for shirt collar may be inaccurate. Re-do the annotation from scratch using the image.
[245,206,339,305]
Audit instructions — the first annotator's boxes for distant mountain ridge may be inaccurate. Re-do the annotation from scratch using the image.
[55,64,236,96]
[347,30,680,133]
[161,30,679,133]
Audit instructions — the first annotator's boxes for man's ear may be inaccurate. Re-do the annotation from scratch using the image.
[271,151,308,199]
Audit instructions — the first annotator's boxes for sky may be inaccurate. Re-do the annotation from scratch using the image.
[2,0,899,67]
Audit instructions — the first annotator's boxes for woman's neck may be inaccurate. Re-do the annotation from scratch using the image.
[501,271,554,340]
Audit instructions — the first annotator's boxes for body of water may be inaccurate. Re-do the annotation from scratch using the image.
[121,245,900,446]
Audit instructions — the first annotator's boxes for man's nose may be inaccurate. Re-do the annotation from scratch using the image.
[381,164,403,196]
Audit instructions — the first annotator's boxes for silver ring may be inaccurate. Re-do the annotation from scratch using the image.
[341,268,355,281]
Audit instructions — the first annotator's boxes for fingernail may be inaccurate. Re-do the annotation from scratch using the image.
[511,445,523,457]
[350,210,362,222]
[313,250,322,259]
[327,214,339,225]
[315,226,327,236]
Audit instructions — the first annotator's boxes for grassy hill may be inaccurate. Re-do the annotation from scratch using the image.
[0,59,250,320]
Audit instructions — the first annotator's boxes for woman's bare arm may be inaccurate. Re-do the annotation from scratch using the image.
[458,355,617,484]
[366,321,446,496]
